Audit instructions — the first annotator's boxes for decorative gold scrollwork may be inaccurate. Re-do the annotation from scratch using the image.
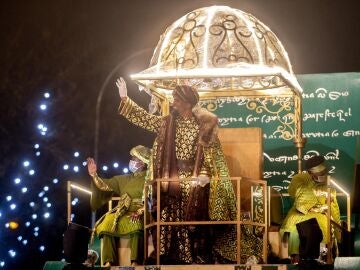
[209,15,254,66]
[159,11,206,70]
[204,100,218,111]
[247,97,295,140]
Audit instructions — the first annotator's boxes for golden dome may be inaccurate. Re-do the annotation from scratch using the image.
[131,5,301,98]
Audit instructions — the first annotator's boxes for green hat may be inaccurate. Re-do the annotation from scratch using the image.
[130,145,151,165]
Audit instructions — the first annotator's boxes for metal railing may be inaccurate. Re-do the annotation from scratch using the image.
[144,176,268,265]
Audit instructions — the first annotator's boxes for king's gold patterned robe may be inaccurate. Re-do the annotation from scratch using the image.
[119,97,237,263]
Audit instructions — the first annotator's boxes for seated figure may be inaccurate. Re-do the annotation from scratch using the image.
[280,155,341,263]
[87,145,150,267]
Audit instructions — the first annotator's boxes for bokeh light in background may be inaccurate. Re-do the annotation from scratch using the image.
[0,92,129,269]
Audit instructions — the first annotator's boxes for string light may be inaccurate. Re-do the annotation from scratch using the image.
[71,198,79,206]
[8,250,16,258]
[0,91,133,267]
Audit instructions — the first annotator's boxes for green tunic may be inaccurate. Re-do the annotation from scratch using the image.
[91,171,146,263]
[280,172,341,255]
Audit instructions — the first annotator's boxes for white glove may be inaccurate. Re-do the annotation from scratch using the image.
[115,77,128,99]
[196,175,210,187]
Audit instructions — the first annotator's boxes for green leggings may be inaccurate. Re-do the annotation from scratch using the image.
[101,234,143,265]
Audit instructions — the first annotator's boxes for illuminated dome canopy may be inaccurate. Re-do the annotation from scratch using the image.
[131,5,302,98]
[130,5,306,167]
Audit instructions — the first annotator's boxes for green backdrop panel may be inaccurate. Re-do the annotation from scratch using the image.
[201,72,360,215]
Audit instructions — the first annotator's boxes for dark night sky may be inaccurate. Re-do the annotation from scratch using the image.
[1,0,360,167]
[1,0,360,268]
